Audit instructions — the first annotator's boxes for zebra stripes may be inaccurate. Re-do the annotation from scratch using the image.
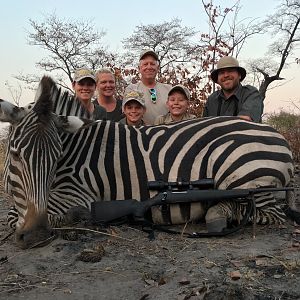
[0,76,294,248]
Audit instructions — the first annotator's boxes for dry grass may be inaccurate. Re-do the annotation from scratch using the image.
[0,139,7,179]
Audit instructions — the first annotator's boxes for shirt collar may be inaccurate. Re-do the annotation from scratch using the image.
[218,84,243,101]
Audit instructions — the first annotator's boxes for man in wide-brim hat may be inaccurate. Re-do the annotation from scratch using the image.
[202,56,263,122]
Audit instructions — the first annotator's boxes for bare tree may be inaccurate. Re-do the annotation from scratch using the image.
[122,18,197,75]
[198,0,263,92]
[250,0,300,100]
[4,81,22,107]
[16,13,116,91]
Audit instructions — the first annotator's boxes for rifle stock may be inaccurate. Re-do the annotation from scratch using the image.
[91,186,293,224]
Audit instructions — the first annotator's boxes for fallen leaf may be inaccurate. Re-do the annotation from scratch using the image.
[229,270,241,280]
[293,228,300,234]
[292,241,300,247]
[144,279,155,286]
[230,260,244,268]
[158,277,166,285]
[179,277,190,285]
[255,258,269,266]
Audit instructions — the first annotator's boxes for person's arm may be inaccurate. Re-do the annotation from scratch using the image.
[202,98,210,118]
[238,115,252,121]
[238,86,263,122]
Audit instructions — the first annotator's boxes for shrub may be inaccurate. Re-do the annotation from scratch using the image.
[266,111,300,163]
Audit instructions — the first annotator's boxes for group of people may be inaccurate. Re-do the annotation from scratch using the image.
[72,50,263,126]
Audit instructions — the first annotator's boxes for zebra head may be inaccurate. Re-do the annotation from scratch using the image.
[0,76,70,248]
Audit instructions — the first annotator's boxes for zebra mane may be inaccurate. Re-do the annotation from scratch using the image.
[52,85,91,119]
[33,76,92,124]
[33,76,55,123]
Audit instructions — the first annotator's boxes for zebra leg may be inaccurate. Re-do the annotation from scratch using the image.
[151,202,206,225]
[205,192,287,232]
[205,203,230,232]
[7,206,18,229]
[285,173,300,225]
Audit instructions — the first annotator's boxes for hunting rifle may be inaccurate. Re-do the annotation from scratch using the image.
[91,179,293,237]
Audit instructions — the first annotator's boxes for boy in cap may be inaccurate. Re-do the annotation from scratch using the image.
[202,56,263,122]
[119,90,146,127]
[72,67,107,120]
[124,50,171,125]
[154,85,196,125]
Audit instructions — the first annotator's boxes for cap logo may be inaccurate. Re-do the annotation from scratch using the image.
[125,91,142,99]
[76,69,93,77]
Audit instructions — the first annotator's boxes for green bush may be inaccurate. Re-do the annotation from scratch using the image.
[266,111,300,162]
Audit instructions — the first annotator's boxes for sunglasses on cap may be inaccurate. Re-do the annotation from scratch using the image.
[149,88,157,104]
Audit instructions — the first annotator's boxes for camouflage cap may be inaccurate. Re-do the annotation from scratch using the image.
[122,90,146,108]
[73,68,96,83]
[168,84,190,101]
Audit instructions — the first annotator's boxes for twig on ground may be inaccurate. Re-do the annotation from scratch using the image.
[52,227,133,242]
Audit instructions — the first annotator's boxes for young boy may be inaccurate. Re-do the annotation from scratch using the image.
[119,91,146,127]
[154,85,196,125]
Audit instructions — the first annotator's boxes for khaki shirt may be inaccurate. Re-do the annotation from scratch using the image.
[125,82,171,125]
[154,112,196,125]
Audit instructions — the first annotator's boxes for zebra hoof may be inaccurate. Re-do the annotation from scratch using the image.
[206,218,227,233]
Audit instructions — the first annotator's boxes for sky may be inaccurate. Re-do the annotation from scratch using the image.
[0,0,299,116]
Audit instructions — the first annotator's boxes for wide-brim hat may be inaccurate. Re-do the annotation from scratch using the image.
[139,49,159,61]
[73,68,96,83]
[122,90,146,109]
[168,84,190,101]
[210,56,246,83]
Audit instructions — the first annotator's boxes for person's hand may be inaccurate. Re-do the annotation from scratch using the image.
[238,115,252,121]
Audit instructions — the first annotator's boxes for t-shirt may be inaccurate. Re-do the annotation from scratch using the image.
[154,112,196,125]
[125,82,172,124]
[93,104,107,120]
[203,84,263,123]
[94,99,124,122]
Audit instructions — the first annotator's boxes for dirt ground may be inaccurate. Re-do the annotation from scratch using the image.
[0,175,299,300]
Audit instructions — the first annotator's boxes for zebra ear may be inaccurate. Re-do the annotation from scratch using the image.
[0,99,28,124]
[53,115,94,133]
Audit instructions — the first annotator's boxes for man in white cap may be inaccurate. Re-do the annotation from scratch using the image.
[154,84,196,124]
[72,67,107,120]
[124,50,171,124]
[119,90,146,127]
[203,56,263,122]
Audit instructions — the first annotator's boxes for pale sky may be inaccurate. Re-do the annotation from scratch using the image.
[0,0,299,116]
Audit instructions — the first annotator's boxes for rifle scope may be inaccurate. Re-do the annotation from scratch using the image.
[148,178,215,191]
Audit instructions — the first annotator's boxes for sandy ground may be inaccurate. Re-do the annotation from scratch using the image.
[0,178,299,300]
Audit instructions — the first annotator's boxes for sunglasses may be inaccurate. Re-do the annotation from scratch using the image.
[149,88,157,103]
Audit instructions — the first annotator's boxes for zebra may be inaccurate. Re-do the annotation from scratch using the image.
[0,76,294,249]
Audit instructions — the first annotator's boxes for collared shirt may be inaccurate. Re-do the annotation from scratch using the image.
[154,112,196,125]
[203,84,263,122]
[124,82,172,124]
